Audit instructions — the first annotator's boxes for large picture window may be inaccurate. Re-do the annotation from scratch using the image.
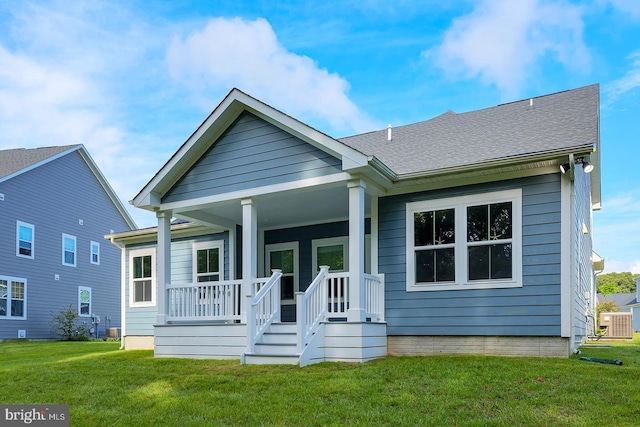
[0,276,26,319]
[407,189,522,291]
[130,249,155,307]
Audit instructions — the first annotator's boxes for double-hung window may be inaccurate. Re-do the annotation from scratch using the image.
[90,241,100,265]
[62,234,77,267]
[78,286,92,317]
[130,249,155,307]
[407,189,522,291]
[16,221,34,259]
[0,277,26,319]
[193,241,224,283]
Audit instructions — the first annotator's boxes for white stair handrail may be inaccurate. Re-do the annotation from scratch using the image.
[296,265,329,352]
[246,269,282,354]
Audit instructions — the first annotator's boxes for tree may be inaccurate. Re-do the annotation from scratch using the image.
[596,272,637,294]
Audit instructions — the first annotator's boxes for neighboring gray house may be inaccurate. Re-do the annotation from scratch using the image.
[107,84,601,365]
[0,145,136,339]
[597,290,640,332]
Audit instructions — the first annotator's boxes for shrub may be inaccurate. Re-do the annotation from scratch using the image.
[50,305,91,341]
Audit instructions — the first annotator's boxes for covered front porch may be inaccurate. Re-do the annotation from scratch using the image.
[152,179,387,366]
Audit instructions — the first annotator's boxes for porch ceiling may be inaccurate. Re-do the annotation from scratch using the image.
[174,183,372,230]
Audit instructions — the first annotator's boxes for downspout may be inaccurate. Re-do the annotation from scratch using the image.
[108,237,126,350]
[588,267,605,339]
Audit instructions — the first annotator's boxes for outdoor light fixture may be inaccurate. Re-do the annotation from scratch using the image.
[559,163,571,174]
[575,157,594,174]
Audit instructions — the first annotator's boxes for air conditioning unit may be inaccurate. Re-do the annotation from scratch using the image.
[599,312,633,338]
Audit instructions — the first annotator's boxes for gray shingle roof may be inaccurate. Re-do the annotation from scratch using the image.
[339,84,599,176]
[597,293,639,307]
[0,145,79,180]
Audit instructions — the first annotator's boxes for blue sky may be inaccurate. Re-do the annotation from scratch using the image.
[0,0,638,274]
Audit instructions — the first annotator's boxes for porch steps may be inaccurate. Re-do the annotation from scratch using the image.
[243,323,300,365]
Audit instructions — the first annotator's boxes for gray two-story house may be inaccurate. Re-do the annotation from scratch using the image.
[0,145,136,339]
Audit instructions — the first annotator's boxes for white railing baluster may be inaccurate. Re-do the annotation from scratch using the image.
[165,280,243,323]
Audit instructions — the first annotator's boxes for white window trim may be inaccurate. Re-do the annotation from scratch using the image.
[90,241,100,265]
[129,248,156,307]
[16,221,34,259]
[312,236,349,273]
[0,275,27,320]
[192,240,224,283]
[62,234,77,267]
[78,286,92,317]
[406,189,523,292]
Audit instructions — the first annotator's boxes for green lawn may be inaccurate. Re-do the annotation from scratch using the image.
[1,336,639,426]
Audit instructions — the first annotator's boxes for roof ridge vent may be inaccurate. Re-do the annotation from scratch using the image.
[387,124,392,141]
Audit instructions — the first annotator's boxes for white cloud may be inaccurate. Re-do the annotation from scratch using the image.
[605,0,640,18]
[602,259,640,275]
[594,189,640,274]
[166,17,378,134]
[425,0,590,99]
[602,49,640,107]
[0,1,164,228]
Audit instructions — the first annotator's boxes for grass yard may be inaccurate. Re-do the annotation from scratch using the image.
[1,336,639,426]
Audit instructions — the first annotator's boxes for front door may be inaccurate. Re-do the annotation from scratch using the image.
[265,242,299,322]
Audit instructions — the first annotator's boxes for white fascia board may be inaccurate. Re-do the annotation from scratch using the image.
[104,222,226,245]
[396,145,595,182]
[235,91,370,169]
[132,90,246,209]
[160,172,352,213]
[132,89,370,210]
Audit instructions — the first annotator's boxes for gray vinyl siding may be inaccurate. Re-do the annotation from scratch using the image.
[124,232,229,336]
[379,173,562,336]
[0,151,132,339]
[163,112,343,203]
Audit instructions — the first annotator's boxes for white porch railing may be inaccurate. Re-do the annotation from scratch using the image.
[297,268,385,352]
[167,280,242,322]
[296,266,329,351]
[246,270,282,353]
[364,273,385,321]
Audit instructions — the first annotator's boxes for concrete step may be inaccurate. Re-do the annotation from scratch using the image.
[243,353,300,365]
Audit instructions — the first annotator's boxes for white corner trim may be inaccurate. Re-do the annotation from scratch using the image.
[560,174,572,337]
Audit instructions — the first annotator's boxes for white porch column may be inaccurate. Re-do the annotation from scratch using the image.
[241,198,257,323]
[156,210,172,325]
[348,180,366,322]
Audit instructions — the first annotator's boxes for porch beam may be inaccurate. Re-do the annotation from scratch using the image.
[347,180,366,322]
[241,198,257,323]
[156,209,172,325]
